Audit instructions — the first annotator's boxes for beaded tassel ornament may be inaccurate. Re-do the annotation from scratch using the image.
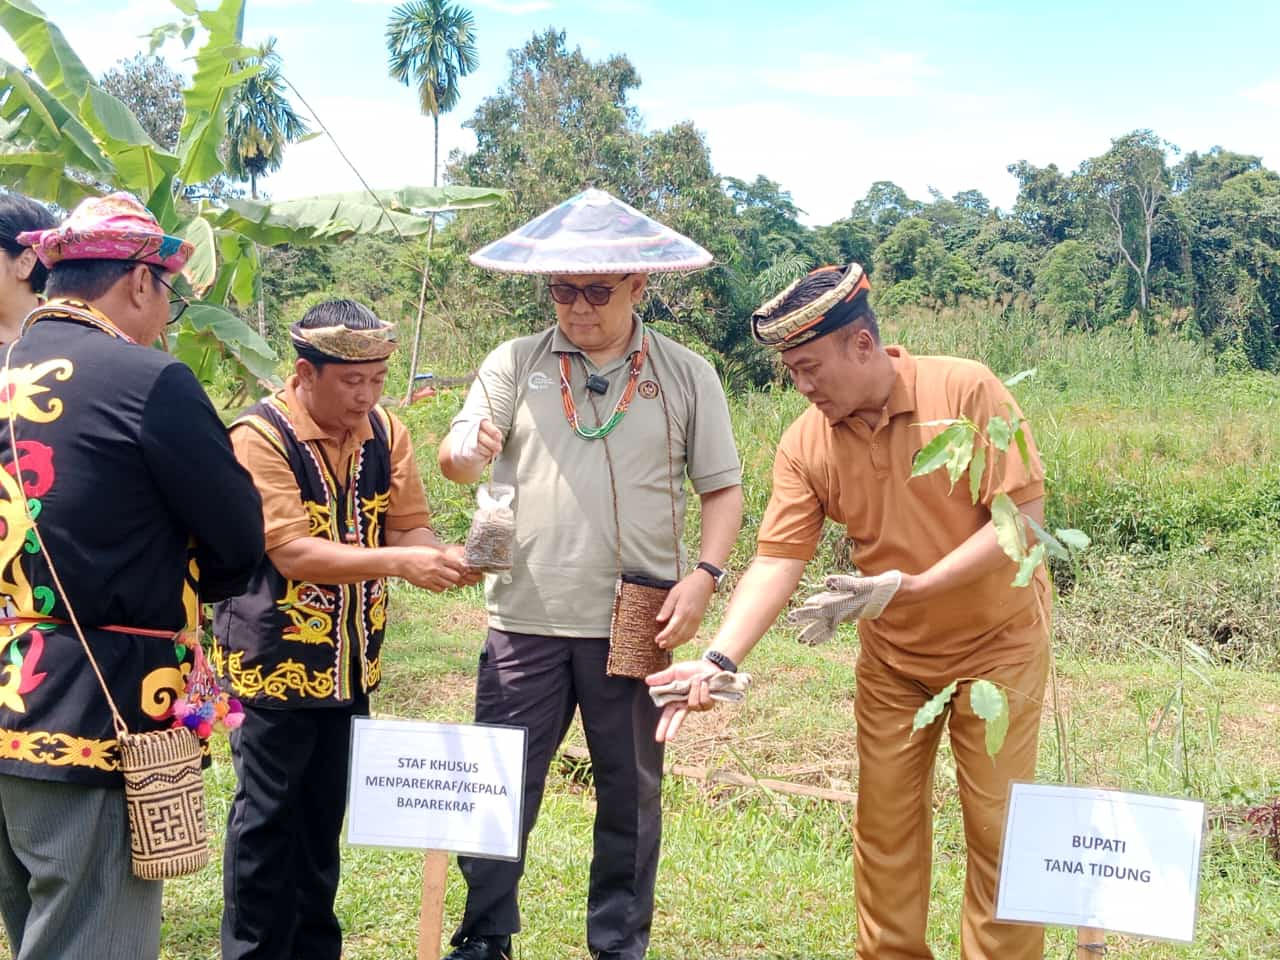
[172,638,243,737]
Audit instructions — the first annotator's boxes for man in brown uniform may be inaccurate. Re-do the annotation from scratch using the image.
[216,299,480,960]
[651,263,1050,959]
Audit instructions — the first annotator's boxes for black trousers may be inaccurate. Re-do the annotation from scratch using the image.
[221,694,367,960]
[453,630,665,960]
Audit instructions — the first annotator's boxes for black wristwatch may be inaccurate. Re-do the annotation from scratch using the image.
[702,649,738,673]
[695,560,727,591]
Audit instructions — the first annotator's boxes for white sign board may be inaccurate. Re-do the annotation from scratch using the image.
[996,782,1204,942]
[347,718,526,860]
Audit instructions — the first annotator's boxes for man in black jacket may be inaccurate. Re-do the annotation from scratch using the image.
[0,192,264,960]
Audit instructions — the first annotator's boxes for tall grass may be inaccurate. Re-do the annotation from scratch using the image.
[402,305,1280,663]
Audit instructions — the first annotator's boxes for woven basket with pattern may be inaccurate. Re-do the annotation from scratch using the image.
[118,725,209,879]
[607,573,676,679]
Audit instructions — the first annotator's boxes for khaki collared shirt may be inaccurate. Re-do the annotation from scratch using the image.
[232,376,431,551]
[757,346,1049,683]
[455,319,742,637]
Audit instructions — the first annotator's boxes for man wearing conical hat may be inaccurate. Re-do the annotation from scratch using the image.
[650,263,1052,959]
[438,189,744,960]
[214,299,482,960]
[0,192,265,959]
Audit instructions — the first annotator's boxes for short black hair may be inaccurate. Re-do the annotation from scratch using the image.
[45,259,162,302]
[297,299,384,331]
[294,299,388,369]
[774,269,880,343]
[0,192,57,293]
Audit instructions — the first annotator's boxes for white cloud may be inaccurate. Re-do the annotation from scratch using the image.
[0,0,194,77]
[588,0,652,12]
[264,94,475,200]
[1242,78,1280,107]
[352,0,552,7]
[472,0,554,13]
[759,51,939,98]
[686,95,1116,224]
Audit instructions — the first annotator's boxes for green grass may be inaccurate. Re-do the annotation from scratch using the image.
[8,310,1280,958]
[100,587,1278,960]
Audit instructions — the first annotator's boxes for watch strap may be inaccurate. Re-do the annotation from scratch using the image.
[695,560,726,589]
[702,649,738,673]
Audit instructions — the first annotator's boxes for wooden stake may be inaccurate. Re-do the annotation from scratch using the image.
[1076,926,1106,958]
[416,849,449,960]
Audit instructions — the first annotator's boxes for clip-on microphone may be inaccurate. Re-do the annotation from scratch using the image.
[585,374,610,395]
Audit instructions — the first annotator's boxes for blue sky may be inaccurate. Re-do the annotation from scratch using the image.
[7,0,1280,223]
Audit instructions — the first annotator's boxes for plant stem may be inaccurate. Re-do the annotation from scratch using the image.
[404,213,436,404]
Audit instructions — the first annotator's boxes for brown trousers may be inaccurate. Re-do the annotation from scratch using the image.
[853,640,1050,959]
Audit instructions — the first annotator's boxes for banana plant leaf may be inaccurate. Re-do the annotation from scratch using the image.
[318,185,507,213]
[0,0,94,111]
[171,303,279,387]
[176,0,258,186]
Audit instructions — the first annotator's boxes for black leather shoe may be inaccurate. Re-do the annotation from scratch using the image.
[443,935,512,960]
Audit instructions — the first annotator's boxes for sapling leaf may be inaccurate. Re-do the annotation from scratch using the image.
[1056,528,1090,552]
[987,416,1013,452]
[991,493,1026,562]
[911,680,958,735]
[912,423,970,478]
[969,445,986,504]
[1013,424,1031,468]
[1013,543,1046,587]
[970,679,1010,758]
[1026,516,1068,561]
[945,432,974,491]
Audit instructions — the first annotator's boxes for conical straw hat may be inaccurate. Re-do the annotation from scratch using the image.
[470,188,712,275]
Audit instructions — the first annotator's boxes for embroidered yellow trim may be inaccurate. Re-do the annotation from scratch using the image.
[217,649,336,702]
[0,727,119,771]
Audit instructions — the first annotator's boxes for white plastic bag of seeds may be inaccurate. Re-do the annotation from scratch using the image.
[463,482,515,573]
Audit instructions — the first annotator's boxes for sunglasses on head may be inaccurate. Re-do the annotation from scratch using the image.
[546,274,632,307]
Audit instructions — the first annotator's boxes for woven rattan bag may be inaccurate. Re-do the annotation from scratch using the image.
[3,342,209,879]
[607,573,676,679]
[118,725,209,878]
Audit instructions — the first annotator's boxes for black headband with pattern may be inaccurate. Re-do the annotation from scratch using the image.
[750,262,871,351]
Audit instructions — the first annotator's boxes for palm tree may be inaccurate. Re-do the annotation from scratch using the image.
[226,38,311,199]
[386,0,478,186]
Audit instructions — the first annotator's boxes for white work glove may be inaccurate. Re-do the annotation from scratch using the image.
[648,671,753,708]
[448,417,491,471]
[787,570,903,646]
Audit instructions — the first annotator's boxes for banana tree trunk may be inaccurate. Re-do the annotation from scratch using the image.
[404,213,437,405]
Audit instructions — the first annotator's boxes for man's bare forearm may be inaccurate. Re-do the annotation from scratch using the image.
[269,537,414,584]
[707,555,808,665]
[696,484,743,569]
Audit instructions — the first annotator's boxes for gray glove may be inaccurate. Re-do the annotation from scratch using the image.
[648,671,753,708]
[787,570,903,646]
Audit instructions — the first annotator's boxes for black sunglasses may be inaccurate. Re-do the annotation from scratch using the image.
[546,274,632,307]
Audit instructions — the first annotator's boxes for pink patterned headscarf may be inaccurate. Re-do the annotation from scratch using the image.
[18,192,192,273]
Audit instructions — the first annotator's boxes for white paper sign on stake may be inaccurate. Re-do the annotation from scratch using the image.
[996,782,1205,943]
[347,718,527,861]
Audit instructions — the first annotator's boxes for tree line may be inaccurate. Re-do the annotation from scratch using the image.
[104,21,1280,386]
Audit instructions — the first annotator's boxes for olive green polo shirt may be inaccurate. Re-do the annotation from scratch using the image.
[454,318,742,637]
